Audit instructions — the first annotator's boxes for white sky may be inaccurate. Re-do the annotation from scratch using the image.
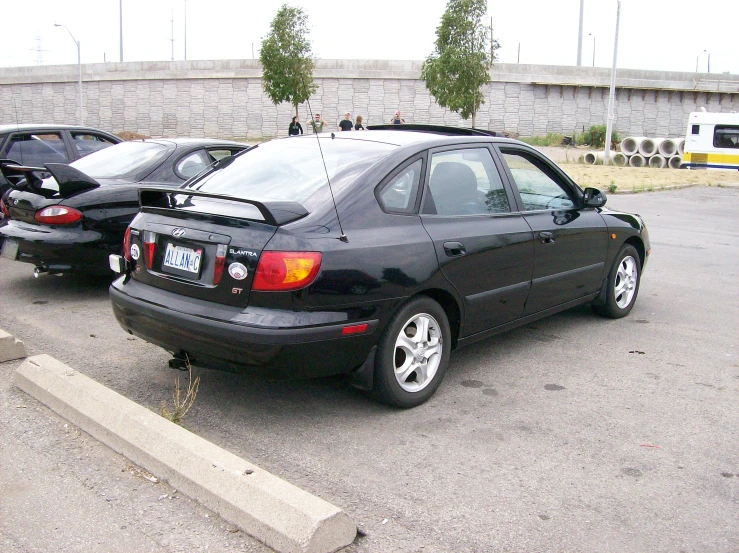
[1,0,737,74]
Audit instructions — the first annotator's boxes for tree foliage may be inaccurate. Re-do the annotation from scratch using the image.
[421,0,496,127]
[260,4,317,114]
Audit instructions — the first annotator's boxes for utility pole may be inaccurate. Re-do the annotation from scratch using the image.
[169,9,175,61]
[604,0,621,165]
[517,43,520,64]
[119,0,123,61]
[490,16,494,66]
[577,0,584,66]
[184,0,187,60]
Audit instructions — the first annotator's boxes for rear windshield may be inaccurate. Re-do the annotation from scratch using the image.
[71,141,171,179]
[188,137,395,203]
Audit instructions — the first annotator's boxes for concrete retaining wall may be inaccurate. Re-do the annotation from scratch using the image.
[1,60,737,140]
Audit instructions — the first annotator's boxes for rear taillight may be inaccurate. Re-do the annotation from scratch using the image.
[213,244,228,285]
[34,206,82,225]
[123,226,132,261]
[252,252,322,292]
[143,231,156,269]
[0,198,10,218]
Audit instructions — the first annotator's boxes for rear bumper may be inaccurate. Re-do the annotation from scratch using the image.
[0,219,113,273]
[109,277,382,378]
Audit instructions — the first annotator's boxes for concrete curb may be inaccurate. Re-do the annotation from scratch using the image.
[15,355,356,553]
[0,329,26,362]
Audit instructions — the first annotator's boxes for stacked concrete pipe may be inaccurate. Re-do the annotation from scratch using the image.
[584,151,603,165]
[658,139,678,157]
[639,138,666,157]
[621,137,647,156]
[612,152,628,166]
[669,156,683,169]
[648,154,667,169]
[629,154,647,167]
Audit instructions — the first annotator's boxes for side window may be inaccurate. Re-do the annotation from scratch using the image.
[713,125,739,149]
[175,150,211,179]
[423,148,509,216]
[71,132,117,157]
[378,159,422,213]
[207,148,239,162]
[3,133,69,166]
[691,125,700,135]
[500,150,575,211]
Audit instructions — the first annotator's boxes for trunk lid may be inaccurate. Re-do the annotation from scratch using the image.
[128,187,309,307]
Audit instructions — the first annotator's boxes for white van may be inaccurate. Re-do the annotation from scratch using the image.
[683,111,739,170]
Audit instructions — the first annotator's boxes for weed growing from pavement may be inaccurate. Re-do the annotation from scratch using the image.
[160,358,200,425]
[607,180,617,194]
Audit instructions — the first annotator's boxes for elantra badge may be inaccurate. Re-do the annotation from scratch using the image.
[172,228,186,238]
[228,262,248,280]
[130,243,140,260]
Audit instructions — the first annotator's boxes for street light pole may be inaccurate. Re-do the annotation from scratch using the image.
[603,0,621,166]
[577,0,584,66]
[695,50,707,72]
[589,33,596,67]
[55,23,83,126]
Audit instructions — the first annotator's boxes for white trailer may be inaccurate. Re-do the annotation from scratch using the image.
[682,111,739,170]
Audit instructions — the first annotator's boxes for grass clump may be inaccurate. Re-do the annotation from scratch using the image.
[160,358,200,425]
[520,133,565,147]
[607,180,618,194]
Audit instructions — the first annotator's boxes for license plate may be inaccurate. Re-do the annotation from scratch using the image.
[1,239,18,261]
[163,243,202,274]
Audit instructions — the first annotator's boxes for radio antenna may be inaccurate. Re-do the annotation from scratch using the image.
[305,95,347,243]
[12,98,24,166]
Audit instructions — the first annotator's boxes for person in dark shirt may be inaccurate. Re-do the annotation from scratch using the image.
[288,116,303,136]
[338,112,353,131]
[390,110,405,124]
[354,115,365,130]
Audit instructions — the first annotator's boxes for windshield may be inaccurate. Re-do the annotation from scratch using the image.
[71,141,171,179]
[188,137,395,203]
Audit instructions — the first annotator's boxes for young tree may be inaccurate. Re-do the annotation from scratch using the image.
[260,4,317,117]
[422,0,497,128]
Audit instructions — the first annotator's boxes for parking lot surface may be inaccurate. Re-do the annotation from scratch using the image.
[1,186,737,552]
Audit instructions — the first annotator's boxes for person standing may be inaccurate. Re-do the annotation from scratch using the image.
[338,112,353,131]
[306,113,326,134]
[354,115,365,130]
[288,116,303,136]
[390,110,405,124]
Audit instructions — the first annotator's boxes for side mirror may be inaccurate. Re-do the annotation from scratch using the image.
[583,187,607,208]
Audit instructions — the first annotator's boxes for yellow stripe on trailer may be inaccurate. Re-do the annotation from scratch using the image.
[683,152,739,166]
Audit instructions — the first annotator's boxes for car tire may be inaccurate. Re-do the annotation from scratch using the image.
[593,244,641,319]
[373,296,451,408]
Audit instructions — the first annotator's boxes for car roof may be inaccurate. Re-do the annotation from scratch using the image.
[0,124,117,134]
[136,138,247,148]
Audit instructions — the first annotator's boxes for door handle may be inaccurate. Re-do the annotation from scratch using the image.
[443,241,466,257]
[539,231,555,244]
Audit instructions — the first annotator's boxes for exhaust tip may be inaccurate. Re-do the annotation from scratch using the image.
[33,267,47,279]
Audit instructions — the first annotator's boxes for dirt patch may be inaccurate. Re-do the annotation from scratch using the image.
[557,163,739,192]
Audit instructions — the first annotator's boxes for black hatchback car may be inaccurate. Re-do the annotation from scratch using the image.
[109,126,650,408]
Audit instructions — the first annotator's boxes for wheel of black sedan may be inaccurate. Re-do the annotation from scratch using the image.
[373,296,451,408]
[593,244,641,319]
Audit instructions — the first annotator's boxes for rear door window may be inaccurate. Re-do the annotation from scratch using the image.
[423,148,510,216]
[3,132,70,166]
[70,132,117,157]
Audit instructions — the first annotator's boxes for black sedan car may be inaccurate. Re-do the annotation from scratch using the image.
[108,126,650,408]
[0,139,247,275]
[0,124,122,197]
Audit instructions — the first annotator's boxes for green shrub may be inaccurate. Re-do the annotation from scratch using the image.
[607,181,617,194]
[579,125,620,149]
[519,133,565,147]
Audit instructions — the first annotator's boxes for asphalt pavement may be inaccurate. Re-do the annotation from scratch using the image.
[1,186,737,552]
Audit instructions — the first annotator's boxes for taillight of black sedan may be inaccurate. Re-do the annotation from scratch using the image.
[108,128,650,408]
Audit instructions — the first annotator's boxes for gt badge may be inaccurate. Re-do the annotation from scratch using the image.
[228,262,248,280]
[130,243,140,260]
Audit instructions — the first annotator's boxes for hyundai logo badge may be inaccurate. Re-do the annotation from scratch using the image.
[228,263,248,280]
[172,228,186,238]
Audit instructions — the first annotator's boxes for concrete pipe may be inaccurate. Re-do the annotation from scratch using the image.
[612,152,629,167]
[629,154,647,167]
[639,138,667,157]
[677,138,685,155]
[583,151,604,164]
[621,137,647,156]
[658,139,678,157]
[648,154,667,169]
[668,155,683,169]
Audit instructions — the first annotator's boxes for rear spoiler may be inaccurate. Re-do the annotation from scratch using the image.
[138,186,309,226]
[0,160,100,197]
